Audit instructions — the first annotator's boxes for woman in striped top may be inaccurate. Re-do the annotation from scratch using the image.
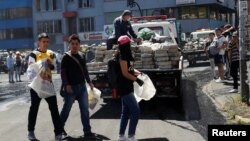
[228,32,239,93]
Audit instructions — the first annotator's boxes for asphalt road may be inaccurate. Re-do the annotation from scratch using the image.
[0,60,227,141]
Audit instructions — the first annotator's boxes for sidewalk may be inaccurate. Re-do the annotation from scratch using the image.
[203,79,250,124]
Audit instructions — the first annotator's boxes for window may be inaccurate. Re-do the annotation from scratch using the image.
[79,0,94,8]
[0,28,32,40]
[79,17,95,32]
[38,0,61,11]
[198,7,207,18]
[180,7,198,19]
[37,20,62,33]
[210,7,217,20]
[0,8,32,19]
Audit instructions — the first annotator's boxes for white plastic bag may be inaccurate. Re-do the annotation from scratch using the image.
[26,63,40,81]
[28,59,56,98]
[87,85,101,110]
[134,74,156,102]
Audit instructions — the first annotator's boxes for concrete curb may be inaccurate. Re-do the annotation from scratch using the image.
[203,81,250,124]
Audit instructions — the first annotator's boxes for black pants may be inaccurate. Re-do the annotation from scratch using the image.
[106,37,117,50]
[28,89,63,136]
[230,60,239,89]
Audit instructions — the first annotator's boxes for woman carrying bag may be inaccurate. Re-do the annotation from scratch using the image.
[115,35,144,141]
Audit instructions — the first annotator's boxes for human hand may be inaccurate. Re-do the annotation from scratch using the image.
[88,82,94,90]
[66,85,73,94]
[135,78,144,86]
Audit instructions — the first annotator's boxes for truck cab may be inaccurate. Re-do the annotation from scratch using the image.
[131,15,178,45]
[190,29,215,41]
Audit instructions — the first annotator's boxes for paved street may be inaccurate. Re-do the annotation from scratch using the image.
[0,61,228,141]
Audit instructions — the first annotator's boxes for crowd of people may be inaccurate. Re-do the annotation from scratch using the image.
[26,10,141,141]
[205,24,239,93]
[4,9,238,141]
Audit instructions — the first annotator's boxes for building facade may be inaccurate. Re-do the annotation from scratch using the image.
[32,0,236,49]
[0,0,33,50]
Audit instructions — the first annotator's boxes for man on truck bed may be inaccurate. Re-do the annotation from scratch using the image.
[106,10,140,50]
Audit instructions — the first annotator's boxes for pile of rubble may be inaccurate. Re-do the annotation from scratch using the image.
[86,41,181,71]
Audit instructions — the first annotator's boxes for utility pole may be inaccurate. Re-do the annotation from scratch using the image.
[239,0,250,104]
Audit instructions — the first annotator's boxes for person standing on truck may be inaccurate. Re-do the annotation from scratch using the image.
[205,32,217,79]
[214,28,228,83]
[115,35,144,141]
[27,33,63,141]
[106,10,141,50]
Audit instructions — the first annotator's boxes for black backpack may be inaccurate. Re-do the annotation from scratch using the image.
[107,57,120,88]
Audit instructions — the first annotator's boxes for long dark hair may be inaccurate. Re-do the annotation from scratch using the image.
[117,42,134,61]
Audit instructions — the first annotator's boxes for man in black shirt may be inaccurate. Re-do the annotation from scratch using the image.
[106,10,140,50]
[60,34,96,138]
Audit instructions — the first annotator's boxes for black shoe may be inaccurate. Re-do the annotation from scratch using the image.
[84,132,97,138]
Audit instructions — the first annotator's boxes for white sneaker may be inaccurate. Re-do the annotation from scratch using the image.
[28,131,37,140]
[118,135,126,141]
[229,89,238,93]
[215,78,225,83]
[127,136,137,141]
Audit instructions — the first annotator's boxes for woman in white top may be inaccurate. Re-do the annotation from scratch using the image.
[214,28,228,83]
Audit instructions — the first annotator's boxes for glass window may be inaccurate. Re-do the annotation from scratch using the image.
[0,28,32,40]
[79,0,94,8]
[180,6,198,19]
[37,20,62,33]
[0,8,32,19]
[198,7,207,18]
[79,17,95,32]
[210,7,217,20]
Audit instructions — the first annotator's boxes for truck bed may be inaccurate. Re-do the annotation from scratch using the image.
[89,56,183,99]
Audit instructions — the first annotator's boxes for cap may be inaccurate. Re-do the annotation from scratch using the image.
[16,51,20,55]
[118,35,133,45]
[38,32,49,40]
[122,10,132,17]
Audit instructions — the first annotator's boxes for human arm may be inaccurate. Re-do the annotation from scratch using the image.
[120,60,144,86]
[81,55,94,89]
[128,22,137,39]
[114,18,122,39]
[61,55,73,94]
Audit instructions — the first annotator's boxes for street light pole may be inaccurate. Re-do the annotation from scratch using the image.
[127,0,143,16]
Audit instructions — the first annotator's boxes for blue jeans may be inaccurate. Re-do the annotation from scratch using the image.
[119,93,140,136]
[60,83,91,134]
[15,66,21,81]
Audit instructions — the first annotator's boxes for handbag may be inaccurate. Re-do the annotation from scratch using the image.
[60,51,86,97]
[208,41,219,55]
